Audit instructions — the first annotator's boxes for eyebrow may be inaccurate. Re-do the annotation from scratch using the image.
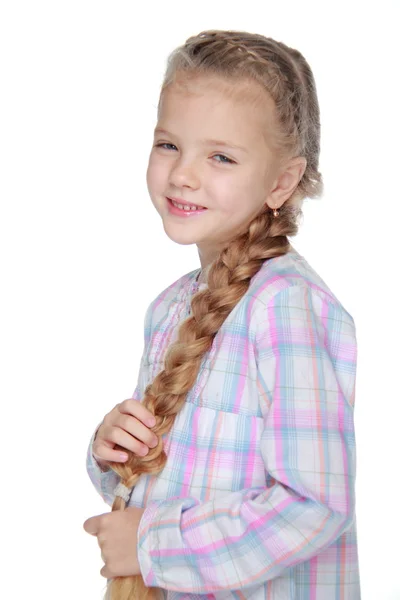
[154,128,248,154]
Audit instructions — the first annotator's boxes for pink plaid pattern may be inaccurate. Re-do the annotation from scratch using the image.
[86,247,360,599]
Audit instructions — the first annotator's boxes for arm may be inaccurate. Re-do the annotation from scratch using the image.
[86,302,153,506]
[137,284,358,593]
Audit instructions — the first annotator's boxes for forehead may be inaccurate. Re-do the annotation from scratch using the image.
[157,76,276,150]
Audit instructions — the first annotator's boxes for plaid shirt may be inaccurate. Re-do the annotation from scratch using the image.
[86,247,360,599]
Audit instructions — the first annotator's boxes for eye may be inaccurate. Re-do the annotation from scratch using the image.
[154,144,236,165]
[213,154,235,165]
[155,143,177,151]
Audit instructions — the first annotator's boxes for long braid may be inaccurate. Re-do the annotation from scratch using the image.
[102,29,322,600]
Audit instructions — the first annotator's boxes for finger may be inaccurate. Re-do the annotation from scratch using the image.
[119,399,156,427]
[83,513,108,535]
[118,414,159,449]
[102,424,156,458]
[92,443,130,464]
[83,517,98,536]
[100,564,112,579]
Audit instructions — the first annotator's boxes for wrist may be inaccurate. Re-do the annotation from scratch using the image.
[94,455,110,472]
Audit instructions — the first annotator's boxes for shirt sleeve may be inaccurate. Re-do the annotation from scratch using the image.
[86,302,153,506]
[137,284,358,594]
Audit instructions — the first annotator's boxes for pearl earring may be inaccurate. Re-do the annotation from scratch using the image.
[265,203,280,217]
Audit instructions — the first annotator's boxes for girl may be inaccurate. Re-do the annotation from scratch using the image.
[84,29,359,600]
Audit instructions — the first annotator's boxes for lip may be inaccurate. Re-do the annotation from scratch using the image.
[167,197,207,209]
[166,197,208,217]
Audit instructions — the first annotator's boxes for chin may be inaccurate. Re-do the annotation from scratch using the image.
[163,230,199,246]
[162,224,205,246]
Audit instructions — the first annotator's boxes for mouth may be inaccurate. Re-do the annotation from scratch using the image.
[166,197,208,215]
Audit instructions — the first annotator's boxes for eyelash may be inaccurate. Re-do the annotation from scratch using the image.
[154,143,236,165]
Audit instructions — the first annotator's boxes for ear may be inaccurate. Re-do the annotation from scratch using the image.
[266,157,307,209]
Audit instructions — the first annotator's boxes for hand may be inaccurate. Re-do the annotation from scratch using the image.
[83,506,145,578]
[93,399,159,470]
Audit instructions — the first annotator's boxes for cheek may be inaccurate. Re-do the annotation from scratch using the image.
[215,183,245,215]
[146,159,166,193]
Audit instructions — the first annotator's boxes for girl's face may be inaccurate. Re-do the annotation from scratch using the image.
[146,76,282,267]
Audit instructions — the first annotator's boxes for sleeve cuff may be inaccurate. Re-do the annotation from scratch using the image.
[86,422,106,470]
[136,501,163,586]
[86,422,120,506]
[136,496,200,588]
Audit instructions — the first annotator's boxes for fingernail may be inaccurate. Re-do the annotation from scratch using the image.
[147,417,156,427]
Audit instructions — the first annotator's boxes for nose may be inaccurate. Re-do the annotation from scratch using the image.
[169,159,201,189]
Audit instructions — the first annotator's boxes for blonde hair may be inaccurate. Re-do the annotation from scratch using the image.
[103,29,323,600]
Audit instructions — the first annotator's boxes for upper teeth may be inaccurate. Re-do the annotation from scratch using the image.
[171,199,203,211]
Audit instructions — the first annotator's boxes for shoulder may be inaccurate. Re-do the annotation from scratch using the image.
[248,246,356,328]
[251,248,358,410]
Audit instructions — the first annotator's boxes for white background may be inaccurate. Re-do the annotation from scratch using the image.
[1,1,398,598]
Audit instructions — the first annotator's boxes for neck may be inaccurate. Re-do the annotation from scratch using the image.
[197,264,210,285]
